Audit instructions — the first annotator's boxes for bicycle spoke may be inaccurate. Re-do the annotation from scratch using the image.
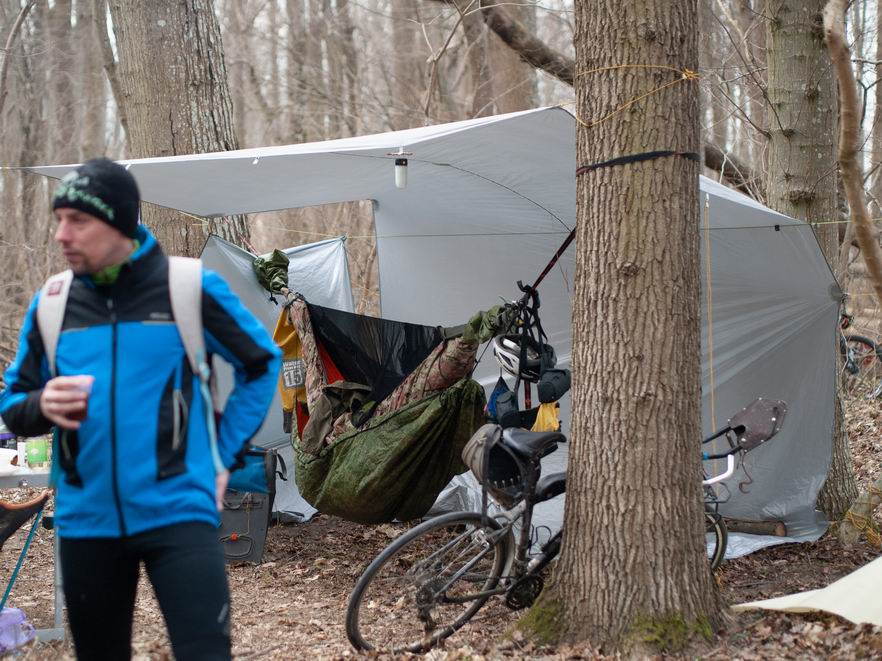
[347,512,511,653]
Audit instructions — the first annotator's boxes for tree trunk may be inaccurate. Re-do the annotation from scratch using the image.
[461,8,494,117]
[484,0,537,113]
[737,0,767,168]
[108,0,248,255]
[824,0,882,548]
[47,0,76,163]
[873,15,882,215]
[338,0,359,135]
[520,0,721,652]
[285,0,307,143]
[76,0,108,159]
[390,0,424,129]
[765,0,856,521]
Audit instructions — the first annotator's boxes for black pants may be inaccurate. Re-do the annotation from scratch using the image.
[59,522,231,661]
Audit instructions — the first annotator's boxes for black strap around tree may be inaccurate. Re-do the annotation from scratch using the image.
[576,149,700,177]
[532,149,701,292]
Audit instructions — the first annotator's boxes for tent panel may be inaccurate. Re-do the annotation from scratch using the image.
[201,235,353,449]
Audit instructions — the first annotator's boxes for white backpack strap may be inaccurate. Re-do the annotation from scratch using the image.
[36,270,74,378]
[168,257,205,377]
[168,256,224,473]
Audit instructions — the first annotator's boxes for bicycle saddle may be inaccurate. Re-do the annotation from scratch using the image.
[501,428,564,460]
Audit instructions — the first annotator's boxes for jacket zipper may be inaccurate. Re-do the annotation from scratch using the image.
[107,298,127,536]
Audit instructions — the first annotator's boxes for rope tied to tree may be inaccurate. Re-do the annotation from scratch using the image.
[844,509,882,547]
[571,64,700,129]
[843,483,882,547]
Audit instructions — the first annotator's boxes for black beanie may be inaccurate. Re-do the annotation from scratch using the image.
[52,158,140,238]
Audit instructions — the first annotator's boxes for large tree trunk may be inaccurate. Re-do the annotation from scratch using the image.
[519,0,721,652]
[765,0,856,521]
[108,0,247,255]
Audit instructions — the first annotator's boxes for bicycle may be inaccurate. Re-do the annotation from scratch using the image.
[701,397,788,570]
[838,310,882,398]
[345,397,787,653]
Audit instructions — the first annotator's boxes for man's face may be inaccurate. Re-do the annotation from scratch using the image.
[54,208,130,274]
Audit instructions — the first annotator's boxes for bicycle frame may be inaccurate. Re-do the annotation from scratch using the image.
[701,425,740,487]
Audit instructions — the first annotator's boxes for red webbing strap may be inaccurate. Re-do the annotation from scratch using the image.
[532,228,576,291]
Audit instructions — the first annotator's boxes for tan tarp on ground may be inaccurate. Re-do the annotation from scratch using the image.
[733,556,882,625]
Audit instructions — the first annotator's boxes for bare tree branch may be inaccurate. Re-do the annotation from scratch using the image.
[704,141,763,198]
[0,0,37,121]
[426,0,574,84]
[425,0,760,199]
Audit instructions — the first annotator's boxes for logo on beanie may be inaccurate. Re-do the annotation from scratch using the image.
[54,172,116,221]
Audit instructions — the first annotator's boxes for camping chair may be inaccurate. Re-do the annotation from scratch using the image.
[0,491,50,611]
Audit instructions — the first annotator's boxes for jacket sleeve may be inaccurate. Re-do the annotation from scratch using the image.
[0,293,53,437]
[201,269,281,469]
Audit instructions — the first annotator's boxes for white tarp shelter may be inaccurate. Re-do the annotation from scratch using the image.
[733,555,882,625]
[28,107,840,552]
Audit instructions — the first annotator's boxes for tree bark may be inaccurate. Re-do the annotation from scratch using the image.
[873,13,882,216]
[390,0,425,129]
[76,0,108,159]
[824,0,882,547]
[765,0,856,521]
[94,0,129,143]
[519,0,721,652]
[0,0,36,121]
[47,0,76,163]
[461,7,494,117]
[285,0,307,143]
[484,0,537,113]
[338,0,359,135]
[108,0,248,255]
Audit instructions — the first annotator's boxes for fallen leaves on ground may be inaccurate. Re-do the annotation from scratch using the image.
[0,394,879,659]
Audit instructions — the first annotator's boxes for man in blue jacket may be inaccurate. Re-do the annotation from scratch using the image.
[0,158,281,660]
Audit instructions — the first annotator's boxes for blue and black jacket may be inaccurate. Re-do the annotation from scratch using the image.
[0,227,281,538]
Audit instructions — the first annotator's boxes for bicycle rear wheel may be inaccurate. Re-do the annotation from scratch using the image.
[705,511,727,571]
[346,511,513,654]
[841,334,881,398]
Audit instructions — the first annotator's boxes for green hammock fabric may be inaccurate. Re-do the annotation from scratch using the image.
[252,249,290,294]
[294,378,486,524]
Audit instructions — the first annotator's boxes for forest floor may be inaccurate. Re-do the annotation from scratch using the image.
[1,395,881,660]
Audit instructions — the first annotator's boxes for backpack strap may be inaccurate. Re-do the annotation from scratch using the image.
[36,270,74,378]
[168,257,205,377]
[168,257,224,474]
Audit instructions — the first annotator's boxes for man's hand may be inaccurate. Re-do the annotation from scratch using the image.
[39,376,92,430]
[215,469,230,512]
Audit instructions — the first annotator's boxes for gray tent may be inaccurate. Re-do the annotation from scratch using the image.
[199,235,352,521]
[28,107,840,554]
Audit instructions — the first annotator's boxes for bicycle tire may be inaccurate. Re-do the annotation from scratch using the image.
[841,334,881,397]
[346,511,513,653]
[705,511,727,571]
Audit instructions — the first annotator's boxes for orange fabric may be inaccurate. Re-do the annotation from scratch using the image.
[296,401,310,439]
[316,339,345,384]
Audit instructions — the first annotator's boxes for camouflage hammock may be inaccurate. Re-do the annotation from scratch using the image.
[277,295,509,524]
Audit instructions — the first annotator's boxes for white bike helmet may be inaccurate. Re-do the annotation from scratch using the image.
[492,334,555,383]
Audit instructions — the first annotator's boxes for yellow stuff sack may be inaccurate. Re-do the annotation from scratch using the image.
[530,401,560,432]
[273,309,306,429]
